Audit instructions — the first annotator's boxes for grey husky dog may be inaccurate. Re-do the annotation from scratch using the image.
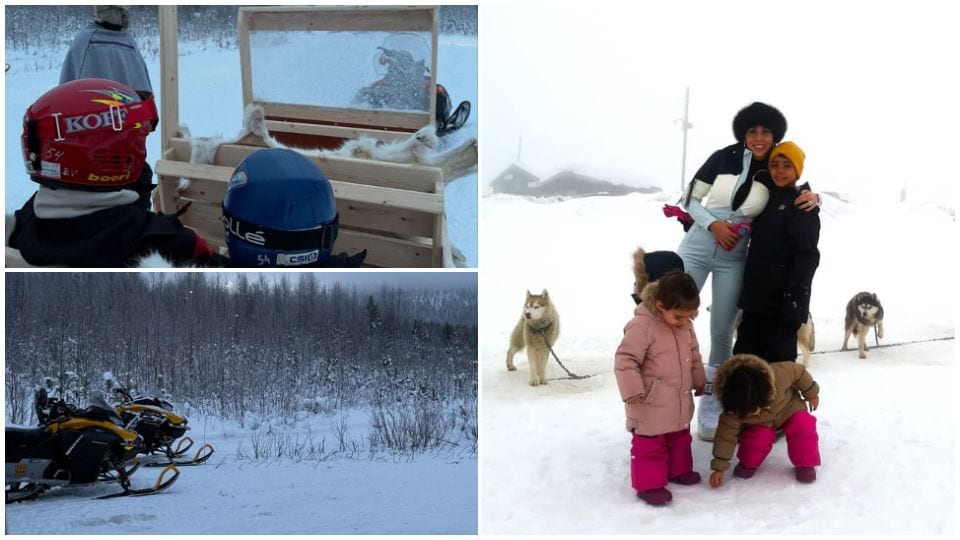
[842,291,884,359]
[506,290,560,386]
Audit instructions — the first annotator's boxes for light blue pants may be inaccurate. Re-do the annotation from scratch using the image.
[677,222,747,369]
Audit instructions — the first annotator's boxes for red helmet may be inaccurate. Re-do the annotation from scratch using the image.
[21,78,158,189]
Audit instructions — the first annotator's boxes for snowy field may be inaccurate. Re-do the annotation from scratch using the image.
[4,30,478,267]
[479,191,957,534]
[4,411,477,534]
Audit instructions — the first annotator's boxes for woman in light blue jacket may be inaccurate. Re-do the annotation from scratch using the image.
[678,102,819,441]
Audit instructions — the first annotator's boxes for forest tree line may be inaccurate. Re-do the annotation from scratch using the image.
[5,273,478,425]
[5,5,478,54]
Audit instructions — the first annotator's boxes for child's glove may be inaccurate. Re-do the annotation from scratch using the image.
[807,395,819,412]
[662,204,694,232]
[729,222,752,238]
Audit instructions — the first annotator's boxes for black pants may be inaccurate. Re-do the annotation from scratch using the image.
[732,310,798,363]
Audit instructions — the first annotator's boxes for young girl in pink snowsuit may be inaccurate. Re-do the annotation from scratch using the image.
[615,269,707,506]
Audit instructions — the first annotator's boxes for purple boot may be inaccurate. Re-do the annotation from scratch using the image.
[669,471,702,485]
[795,466,817,483]
[636,487,673,506]
[733,463,757,479]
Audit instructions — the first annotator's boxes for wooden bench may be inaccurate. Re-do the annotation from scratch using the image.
[154,136,452,268]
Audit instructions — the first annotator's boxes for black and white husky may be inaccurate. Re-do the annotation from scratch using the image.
[842,291,884,359]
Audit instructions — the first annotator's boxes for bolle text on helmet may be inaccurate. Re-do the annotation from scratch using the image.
[222,215,266,246]
[63,107,129,134]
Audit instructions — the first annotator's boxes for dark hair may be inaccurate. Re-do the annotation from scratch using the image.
[655,269,700,311]
[719,367,773,418]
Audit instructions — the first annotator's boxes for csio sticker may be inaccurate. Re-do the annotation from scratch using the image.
[277,250,319,266]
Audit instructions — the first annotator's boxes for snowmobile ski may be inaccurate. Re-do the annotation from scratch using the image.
[143,442,214,467]
[96,464,179,499]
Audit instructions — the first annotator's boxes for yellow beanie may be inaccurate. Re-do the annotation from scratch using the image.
[769,141,805,179]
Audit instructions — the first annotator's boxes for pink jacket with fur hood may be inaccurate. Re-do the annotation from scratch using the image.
[614,282,706,436]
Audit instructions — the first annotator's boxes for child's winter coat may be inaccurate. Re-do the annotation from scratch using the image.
[710,354,820,472]
[614,282,706,436]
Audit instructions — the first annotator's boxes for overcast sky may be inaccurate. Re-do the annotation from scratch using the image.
[482,1,959,205]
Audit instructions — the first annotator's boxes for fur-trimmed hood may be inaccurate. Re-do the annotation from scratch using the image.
[632,247,684,304]
[709,355,820,472]
[713,353,776,404]
[632,247,649,298]
[636,280,660,314]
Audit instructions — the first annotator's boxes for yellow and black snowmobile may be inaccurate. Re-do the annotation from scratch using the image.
[112,388,214,467]
[5,390,179,503]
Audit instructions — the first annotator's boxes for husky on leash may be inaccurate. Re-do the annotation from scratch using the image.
[842,291,884,359]
[506,290,560,386]
[729,309,816,365]
[797,314,816,365]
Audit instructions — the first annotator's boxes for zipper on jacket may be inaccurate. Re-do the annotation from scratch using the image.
[673,327,687,426]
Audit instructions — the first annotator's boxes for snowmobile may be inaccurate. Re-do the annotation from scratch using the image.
[352,34,471,136]
[112,387,214,467]
[5,390,179,503]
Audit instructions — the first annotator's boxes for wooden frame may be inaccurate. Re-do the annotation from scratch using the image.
[154,5,452,268]
[238,5,438,142]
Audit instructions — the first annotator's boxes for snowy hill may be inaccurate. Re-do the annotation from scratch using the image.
[479,191,956,534]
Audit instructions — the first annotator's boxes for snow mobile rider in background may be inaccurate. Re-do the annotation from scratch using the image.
[8,78,221,267]
[615,269,707,506]
[676,102,819,442]
[60,5,156,209]
[733,142,820,363]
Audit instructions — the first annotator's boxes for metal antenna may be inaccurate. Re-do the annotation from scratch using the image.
[676,87,693,192]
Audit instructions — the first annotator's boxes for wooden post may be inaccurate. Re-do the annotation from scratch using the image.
[159,6,179,153]
[429,6,439,125]
[238,10,252,108]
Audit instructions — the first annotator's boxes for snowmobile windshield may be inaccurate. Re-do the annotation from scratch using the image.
[89,392,123,424]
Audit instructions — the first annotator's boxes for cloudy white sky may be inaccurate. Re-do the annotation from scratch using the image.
[481,0,959,205]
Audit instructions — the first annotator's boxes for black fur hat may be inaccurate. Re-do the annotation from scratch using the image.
[732,102,787,143]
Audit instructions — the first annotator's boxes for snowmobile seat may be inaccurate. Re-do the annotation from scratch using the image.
[6,426,51,449]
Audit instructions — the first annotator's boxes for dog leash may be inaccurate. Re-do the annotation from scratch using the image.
[811,335,953,356]
[531,326,592,380]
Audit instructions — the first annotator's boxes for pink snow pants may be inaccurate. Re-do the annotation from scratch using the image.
[630,429,693,492]
[737,411,821,468]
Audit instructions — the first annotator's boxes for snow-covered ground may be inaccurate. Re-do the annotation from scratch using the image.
[4,29,478,267]
[5,408,477,534]
[479,191,957,534]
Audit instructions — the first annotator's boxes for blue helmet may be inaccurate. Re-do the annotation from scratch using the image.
[222,148,339,267]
